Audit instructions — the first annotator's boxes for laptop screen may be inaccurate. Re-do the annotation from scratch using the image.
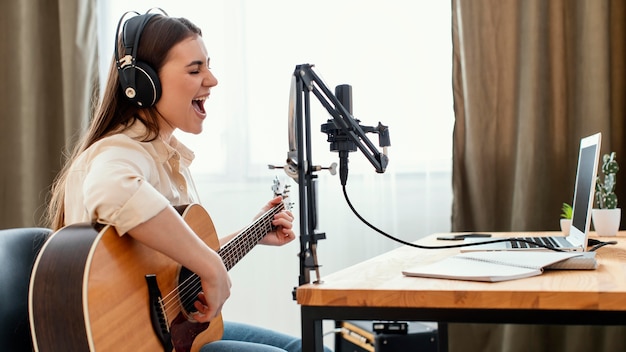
[570,133,601,244]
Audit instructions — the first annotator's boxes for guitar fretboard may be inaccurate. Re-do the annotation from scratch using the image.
[218,203,285,270]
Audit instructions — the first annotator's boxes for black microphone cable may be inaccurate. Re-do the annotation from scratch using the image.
[341,185,568,252]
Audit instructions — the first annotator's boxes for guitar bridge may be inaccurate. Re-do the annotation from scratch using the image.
[146,274,174,351]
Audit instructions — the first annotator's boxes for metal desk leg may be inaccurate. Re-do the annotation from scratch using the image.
[301,306,324,352]
[438,322,448,352]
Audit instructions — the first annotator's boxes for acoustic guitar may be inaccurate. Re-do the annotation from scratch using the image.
[29,179,290,352]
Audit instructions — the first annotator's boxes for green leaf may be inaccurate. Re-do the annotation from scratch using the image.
[561,203,573,219]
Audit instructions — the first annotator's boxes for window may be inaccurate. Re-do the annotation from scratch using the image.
[98,0,452,339]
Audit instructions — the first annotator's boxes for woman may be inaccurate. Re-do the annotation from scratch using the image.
[47,10,322,352]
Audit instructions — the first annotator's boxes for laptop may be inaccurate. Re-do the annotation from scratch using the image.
[461,132,602,252]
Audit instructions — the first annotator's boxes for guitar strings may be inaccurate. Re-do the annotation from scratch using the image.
[159,204,285,320]
[163,206,280,317]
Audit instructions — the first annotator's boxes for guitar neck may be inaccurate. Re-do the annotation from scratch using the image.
[218,202,285,270]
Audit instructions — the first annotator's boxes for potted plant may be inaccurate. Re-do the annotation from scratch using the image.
[591,152,621,236]
[560,202,572,235]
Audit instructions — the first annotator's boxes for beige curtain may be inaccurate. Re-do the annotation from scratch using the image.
[450,0,626,351]
[452,0,625,233]
[0,0,98,228]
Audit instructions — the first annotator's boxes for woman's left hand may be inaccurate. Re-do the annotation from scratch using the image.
[257,196,296,246]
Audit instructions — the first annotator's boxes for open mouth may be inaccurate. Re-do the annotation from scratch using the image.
[192,96,207,114]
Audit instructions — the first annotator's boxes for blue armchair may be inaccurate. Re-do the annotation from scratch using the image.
[0,227,51,351]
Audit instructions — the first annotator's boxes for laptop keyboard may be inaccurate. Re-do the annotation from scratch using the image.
[510,237,560,249]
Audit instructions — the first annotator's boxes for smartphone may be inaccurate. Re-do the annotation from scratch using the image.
[436,233,492,241]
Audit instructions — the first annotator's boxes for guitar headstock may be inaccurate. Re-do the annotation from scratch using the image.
[272,177,293,210]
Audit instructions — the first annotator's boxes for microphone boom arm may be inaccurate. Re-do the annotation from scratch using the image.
[286,63,390,294]
[296,64,390,175]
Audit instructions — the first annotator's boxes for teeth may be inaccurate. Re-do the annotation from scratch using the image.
[193,95,207,114]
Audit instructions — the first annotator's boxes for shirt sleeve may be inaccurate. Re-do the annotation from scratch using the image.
[81,136,170,235]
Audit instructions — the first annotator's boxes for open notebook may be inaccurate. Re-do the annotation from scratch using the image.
[461,132,602,252]
[402,251,597,282]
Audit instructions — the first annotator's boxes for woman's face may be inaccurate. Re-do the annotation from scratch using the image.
[155,35,218,138]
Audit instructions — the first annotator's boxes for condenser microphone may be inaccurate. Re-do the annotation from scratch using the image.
[335,84,353,114]
[335,84,353,186]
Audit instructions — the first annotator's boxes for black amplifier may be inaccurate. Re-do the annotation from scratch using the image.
[335,320,438,352]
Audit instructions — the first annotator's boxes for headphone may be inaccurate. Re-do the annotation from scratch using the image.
[114,9,168,107]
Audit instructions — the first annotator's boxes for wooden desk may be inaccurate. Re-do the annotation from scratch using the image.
[296,232,626,352]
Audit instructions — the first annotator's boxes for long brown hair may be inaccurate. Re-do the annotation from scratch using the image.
[46,15,202,230]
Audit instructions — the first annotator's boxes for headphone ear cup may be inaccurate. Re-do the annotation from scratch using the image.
[130,61,161,107]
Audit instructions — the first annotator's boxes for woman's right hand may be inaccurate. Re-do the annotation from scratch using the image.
[192,268,232,322]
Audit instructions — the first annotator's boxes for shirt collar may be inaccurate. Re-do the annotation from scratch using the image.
[122,120,196,166]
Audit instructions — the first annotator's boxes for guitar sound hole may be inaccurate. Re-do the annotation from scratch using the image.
[178,267,200,316]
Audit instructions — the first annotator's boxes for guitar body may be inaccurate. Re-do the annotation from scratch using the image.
[29,204,223,352]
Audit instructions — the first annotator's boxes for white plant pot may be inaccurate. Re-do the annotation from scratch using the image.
[560,219,571,236]
[591,208,622,236]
